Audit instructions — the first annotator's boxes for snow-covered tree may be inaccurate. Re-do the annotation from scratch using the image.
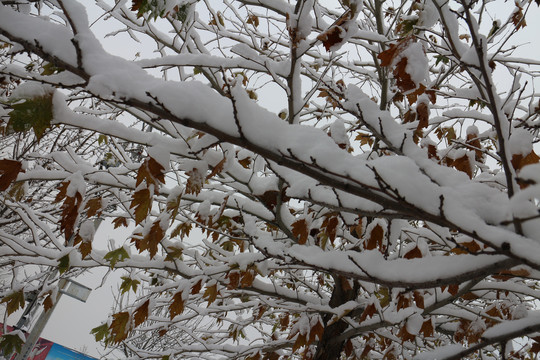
[1,0,540,359]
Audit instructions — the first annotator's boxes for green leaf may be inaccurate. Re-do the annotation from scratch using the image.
[8,93,53,140]
[91,323,110,343]
[0,334,24,357]
[104,247,130,268]
[119,276,140,294]
[58,254,70,274]
[0,290,25,316]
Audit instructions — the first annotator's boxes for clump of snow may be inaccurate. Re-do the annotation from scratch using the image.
[10,82,54,99]
[329,119,349,146]
[79,220,96,242]
[401,43,429,87]
[148,144,171,171]
[509,128,533,156]
[65,171,86,197]
[406,313,424,335]
[418,1,439,28]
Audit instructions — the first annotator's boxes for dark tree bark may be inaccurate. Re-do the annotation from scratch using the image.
[313,276,360,360]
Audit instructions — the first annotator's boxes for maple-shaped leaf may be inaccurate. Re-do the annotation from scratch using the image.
[416,102,429,130]
[130,188,151,225]
[0,159,24,191]
[79,240,92,259]
[54,181,84,241]
[112,216,128,229]
[317,10,352,52]
[492,268,531,281]
[7,181,26,201]
[164,245,183,262]
[43,292,54,312]
[240,270,256,288]
[8,93,53,140]
[104,247,130,268]
[365,223,384,251]
[170,222,192,240]
[119,276,140,294]
[451,154,474,179]
[1,290,25,316]
[109,311,131,344]
[291,332,307,353]
[131,219,164,259]
[512,150,540,172]
[0,333,24,357]
[397,324,416,342]
[291,219,309,244]
[169,291,185,319]
[377,36,415,66]
[85,197,102,218]
[359,303,377,323]
[247,14,259,27]
[133,300,150,327]
[307,320,324,345]
[203,284,219,305]
[206,156,226,180]
[191,280,203,295]
[404,246,422,259]
[58,254,70,274]
[136,157,165,188]
[91,323,110,343]
[412,291,425,309]
[226,271,240,290]
[321,215,339,244]
[511,5,527,30]
[185,168,204,195]
[166,192,182,220]
[447,284,459,296]
[396,293,411,311]
[420,319,434,337]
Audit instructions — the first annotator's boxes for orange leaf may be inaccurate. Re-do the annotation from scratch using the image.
[112,216,128,229]
[85,197,102,218]
[322,216,339,244]
[452,154,473,178]
[291,219,309,245]
[207,156,226,180]
[186,168,203,195]
[134,300,150,327]
[131,219,164,258]
[365,224,384,251]
[396,293,411,311]
[413,291,424,309]
[130,188,151,225]
[512,150,540,172]
[307,320,324,344]
[0,159,23,191]
[43,292,54,312]
[420,319,434,337]
[203,284,219,305]
[136,157,165,189]
[191,280,202,295]
[240,270,256,288]
[359,303,377,323]
[404,246,422,259]
[226,271,240,290]
[448,284,459,296]
[109,312,131,344]
[416,102,429,130]
[79,240,92,259]
[169,292,185,319]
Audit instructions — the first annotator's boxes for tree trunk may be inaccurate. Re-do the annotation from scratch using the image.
[313,276,359,360]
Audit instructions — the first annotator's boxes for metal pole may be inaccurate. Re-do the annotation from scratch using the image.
[13,279,67,360]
